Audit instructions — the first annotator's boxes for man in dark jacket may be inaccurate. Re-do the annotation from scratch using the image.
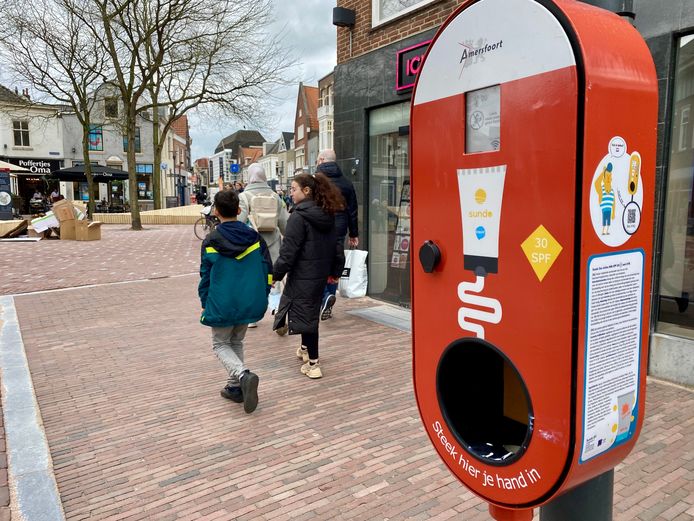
[199,189,272,413]
[315,149,359,320]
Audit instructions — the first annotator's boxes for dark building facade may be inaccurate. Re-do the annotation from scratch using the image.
[334,0,465,308]
[636,0,694,385]
[334,0,694,385]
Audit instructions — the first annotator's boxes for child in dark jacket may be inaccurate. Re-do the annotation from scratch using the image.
[272,173,345,379]
[199,189,272,413]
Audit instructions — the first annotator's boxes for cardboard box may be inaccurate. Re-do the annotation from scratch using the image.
[31,212,59,233]
[75,220,102,241]
[59,220,76,240]
[27,226,41,238]
[52,199,76,222]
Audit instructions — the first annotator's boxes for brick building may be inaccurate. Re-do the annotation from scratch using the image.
[334,0,464,308]
[293,82,319,173]
[333,0,694,386]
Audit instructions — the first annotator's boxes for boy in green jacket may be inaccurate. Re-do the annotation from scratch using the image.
[199,189,272,413]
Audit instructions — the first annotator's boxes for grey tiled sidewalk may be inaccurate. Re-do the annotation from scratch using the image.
[1,224,692,520]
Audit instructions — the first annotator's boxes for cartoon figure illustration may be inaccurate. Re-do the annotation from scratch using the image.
[589,137,645,246]
[594,163,615,235]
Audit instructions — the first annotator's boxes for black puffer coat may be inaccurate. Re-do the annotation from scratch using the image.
[315,161,359,239]
[272,200,345,334]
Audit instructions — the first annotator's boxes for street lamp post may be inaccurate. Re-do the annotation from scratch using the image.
[177,161,186,206]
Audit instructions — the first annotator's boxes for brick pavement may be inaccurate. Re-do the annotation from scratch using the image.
[8,271,694,521]
[0,224,200,296]
[2,224,693,520]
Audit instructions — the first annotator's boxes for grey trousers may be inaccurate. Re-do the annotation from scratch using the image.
[212,324,249,386]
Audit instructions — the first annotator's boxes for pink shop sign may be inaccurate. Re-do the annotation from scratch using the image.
[396,40,431,93]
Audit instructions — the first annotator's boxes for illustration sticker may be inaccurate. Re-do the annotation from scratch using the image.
[589,136,643,247]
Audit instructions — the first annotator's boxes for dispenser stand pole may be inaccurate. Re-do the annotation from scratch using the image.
[540,469,614,521]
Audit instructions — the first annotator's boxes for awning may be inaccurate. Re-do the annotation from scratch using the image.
[49,165,129,182]
[0,160,30,173]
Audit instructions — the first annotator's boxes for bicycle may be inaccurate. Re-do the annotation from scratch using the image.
[194,202,219,240]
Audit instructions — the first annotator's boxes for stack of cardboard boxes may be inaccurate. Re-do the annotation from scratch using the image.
[31,200,102,240]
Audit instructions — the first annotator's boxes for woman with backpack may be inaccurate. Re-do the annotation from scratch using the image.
[238,164,289,263]
[272,173,345,379]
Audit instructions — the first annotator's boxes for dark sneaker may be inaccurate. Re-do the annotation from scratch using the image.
[321,294,336,321]
[220,385,243,403]
[240,371,259,414]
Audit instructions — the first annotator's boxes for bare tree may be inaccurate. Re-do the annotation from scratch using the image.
[0,0,110,217]
[141,0,294,209]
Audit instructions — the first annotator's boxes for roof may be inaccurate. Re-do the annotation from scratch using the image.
[194,158,209,168]
[215,129,266,154]
[0,85,30,105]
[281,132,294,150]
[239,146,263,165]
[304,86,319,132]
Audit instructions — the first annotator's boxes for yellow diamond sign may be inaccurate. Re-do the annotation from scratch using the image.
[521,225,563,282]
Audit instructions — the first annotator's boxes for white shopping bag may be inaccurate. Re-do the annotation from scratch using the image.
[269,280,282,312]
[339,249,368,298]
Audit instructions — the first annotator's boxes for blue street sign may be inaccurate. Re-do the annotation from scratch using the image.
[230,163,240,174]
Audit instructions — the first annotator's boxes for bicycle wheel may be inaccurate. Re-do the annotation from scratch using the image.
[194,217,209,240]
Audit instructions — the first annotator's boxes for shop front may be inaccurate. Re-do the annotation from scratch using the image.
[335,32,432,307]
[1,158,62,214]
[649,27,694,385]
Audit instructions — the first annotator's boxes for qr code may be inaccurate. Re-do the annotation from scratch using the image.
[627,208,636,224]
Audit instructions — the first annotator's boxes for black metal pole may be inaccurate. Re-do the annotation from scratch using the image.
[539,469,614,521]
[578,0,635,21]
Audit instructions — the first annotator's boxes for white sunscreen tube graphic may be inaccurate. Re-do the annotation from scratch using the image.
[456,165,507,275]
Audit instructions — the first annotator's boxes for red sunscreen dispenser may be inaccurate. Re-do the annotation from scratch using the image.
[410,0,657,519]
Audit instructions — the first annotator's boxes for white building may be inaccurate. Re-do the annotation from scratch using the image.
[0,85,64,213]
[318,72,334,152]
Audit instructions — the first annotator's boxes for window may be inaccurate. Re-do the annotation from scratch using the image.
[135,163,153,174]
[658,34,694,338]
[105,97,119,118]
[12,120,29,147]
[88,125,103,151]
[136,164,153,199]
[296,147,304,169]
[679,106,690,151]
[297,124,304,141]
[122,127,141,153]
[327,120,334,149]
[368,102,411,306]
[372,0,438,27]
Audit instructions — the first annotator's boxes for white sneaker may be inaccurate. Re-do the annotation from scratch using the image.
[296,346,309,363]
[300,360,322,379]
[247,322,257,328]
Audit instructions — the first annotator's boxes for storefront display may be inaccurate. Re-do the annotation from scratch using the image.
[368,102,411,306]
[658,34,694,339]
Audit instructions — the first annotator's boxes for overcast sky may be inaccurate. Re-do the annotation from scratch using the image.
[189,0,338,160]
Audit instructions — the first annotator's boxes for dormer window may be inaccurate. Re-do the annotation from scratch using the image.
[105,97,119,118]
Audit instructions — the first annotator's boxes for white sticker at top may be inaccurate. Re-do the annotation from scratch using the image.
[414,0,575,106]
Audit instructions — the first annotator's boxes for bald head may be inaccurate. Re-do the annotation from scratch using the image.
[318,149,336,163]
[247,163,267,184]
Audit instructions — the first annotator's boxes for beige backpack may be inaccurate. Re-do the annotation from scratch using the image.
[243,191,279,232]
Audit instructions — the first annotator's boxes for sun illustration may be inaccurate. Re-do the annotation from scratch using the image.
[475,189,487,204]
